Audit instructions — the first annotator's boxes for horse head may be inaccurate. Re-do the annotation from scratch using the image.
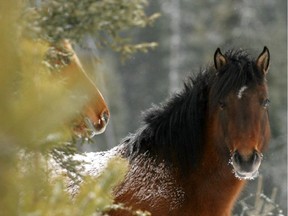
[210,47,271,179]
[52,40,110,138]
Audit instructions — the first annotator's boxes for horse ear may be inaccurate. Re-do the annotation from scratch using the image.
[214,48,227,70]
[256,46,270,75]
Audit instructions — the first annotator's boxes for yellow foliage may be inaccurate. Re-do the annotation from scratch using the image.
[10,39,75,149]
[0,2,130,216]
[14,156,129,216]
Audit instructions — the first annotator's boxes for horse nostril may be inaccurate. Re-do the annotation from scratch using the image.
[233,151,261,164]
[233,151,242,165]
[252,152,258,163]
[101,110,110,124]
[250,151,262,164]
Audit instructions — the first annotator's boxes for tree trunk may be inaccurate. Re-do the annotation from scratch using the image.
[161,0,182,93]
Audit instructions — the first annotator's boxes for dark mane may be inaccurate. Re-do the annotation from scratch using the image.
[122,49,266,174]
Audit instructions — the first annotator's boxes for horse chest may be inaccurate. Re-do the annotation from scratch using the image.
[179,165,246,215]
[113,155,245,216]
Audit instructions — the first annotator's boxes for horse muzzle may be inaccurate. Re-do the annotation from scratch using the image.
[73,110,110,139]
[84,110,110,137]
[230,150,263,180]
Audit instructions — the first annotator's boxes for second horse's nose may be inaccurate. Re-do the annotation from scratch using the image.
[101,110,110,124]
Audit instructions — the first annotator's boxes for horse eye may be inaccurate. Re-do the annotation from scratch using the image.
[218,101,226,110]
[262,98,270,108]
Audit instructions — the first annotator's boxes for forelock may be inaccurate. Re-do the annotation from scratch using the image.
[209,49,265,107]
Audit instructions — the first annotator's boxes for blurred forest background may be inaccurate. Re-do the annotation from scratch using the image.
[78,0,287,214]
[0,0,286,215]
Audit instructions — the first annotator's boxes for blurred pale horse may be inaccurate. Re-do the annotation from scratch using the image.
[48,40,109,138]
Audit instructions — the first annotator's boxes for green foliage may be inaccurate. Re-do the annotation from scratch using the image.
[23,0,160,58]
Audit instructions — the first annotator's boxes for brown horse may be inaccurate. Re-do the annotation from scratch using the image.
[77,47,271,215]
[47,40,110,138]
